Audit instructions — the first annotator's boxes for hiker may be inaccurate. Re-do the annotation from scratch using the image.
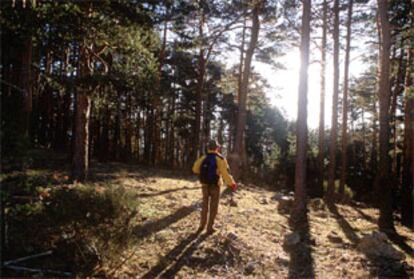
[192,140,237,234]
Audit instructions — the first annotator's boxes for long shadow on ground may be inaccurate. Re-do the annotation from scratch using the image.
[287,212,315,279]
[327,203,413,278]
[135,186,199,198]
[133,205,197,239]
[136,187,234,277]
[133,187,233,239]
[141,232,209,278]
[386,232,414,258]
[327,203,359,244]
[352,206,377,224]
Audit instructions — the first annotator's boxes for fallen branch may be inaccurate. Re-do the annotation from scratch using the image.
[3,264,72,276]
[3,251,52,266]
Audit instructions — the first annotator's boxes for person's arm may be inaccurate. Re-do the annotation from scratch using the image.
[216,157,236,186]
[192,155,206,174]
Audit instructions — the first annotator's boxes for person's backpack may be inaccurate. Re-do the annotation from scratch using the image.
[199,154,219,185]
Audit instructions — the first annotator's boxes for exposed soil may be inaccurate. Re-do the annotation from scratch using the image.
[3,158,414,278]
[93,163,414,278]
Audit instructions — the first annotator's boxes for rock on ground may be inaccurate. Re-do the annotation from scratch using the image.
[277,196,294,214]
[283,232,301,252]
[357,231,405,261]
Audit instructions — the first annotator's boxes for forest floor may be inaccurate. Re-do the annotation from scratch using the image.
[2,150,414,278]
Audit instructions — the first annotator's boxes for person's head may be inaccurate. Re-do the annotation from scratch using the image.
[207,139,220,152]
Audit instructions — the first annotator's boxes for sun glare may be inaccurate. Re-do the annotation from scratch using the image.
[256,48,367,129]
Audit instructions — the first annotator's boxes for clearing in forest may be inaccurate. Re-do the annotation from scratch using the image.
[3,155,413,278]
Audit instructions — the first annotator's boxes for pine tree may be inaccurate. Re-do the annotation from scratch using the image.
[339,0,354,195]
[326,0,340,201]
[377,0,395,232]
[293,0,311,217]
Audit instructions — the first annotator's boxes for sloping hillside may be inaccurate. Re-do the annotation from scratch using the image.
[2,156,414,278]
[104,167,414,278]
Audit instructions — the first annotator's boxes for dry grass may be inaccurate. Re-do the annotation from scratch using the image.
[92,164,414,278]
[3,157,414,278]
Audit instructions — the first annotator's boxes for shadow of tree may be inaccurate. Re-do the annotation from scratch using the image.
[327,203,359,244]
[133,205,198,239]
[135,186,199,198]
[327,203,413,278]
[156,233,210,278]
[141,232,208,278]
[133,187,233,240]
[352,206,377,224]
[287,212,315,279]
[386,232,414,258]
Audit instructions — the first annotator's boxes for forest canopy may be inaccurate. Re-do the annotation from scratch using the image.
[1,0,413,277]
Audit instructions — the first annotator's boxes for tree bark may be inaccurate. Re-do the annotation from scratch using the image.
[293,0,311,217]
[317,0,328,197]
[391,46,404,174]
[114,91,122,160]
[22,37,33,138]
[233,0,261,179]
[99,102,110,162]
[339,0,353,195]
[144,107,151,163]
[168,93,176,167]
[192,8,206,162]
[377,0,394,232]
[238,16,247,106]
[125,94,133,158]
[153,15,168,165]
[402,48,413,227]
[362,108,367,169]
[136,110,141,162]
[326,0,340,201]
[71,65,92,182]
[371,100,379,172]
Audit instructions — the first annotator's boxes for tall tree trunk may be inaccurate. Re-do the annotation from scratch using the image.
[136,110,141,162]
[412,101,414,230]
[362,108,367,169]
[153,16,168,165]
[237,16,247,106]
[402,48,413,227]
[317,0,328,197]
[168,93,176,167]
[192,9,206,162]
[144,106,152,163]
[391,46,404,174]
[339,0,353,195]
[71,2,94,181]
[88,100,95,162]
[377,0,394,232]
[218,118,224,146]
[114,91,121,160]
[125,94,133,158]
[371,100,379,172]
[21,37,33,138]
[202,85,211,150]
[326,0,340,201]
[293,0,311,217]
[71,46,92,181]
[99,103,110,162]
[233,0,261,179]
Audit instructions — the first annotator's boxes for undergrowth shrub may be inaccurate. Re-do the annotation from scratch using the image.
[7,183,138,276]
[323,179,355,200]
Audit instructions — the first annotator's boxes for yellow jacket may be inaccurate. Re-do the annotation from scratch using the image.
[192,150,235,186]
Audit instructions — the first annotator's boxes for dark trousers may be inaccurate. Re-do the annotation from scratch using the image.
[200,184,220,230]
